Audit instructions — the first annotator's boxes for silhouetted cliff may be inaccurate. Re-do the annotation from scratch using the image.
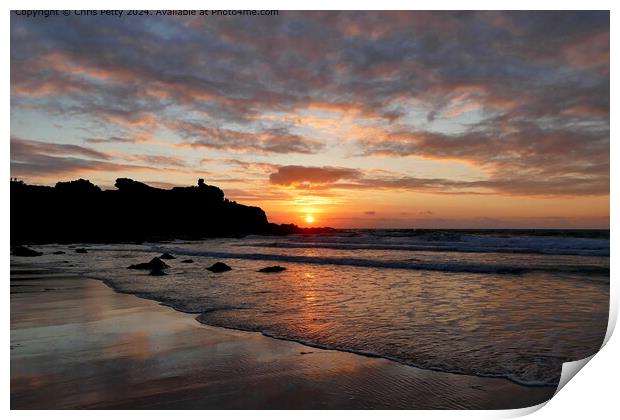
[11,178,334,244]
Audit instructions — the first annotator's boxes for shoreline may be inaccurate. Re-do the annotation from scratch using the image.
[97,273,552,389]
[11,263,557,409]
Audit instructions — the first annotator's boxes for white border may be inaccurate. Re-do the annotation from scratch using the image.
[4,2,616,419]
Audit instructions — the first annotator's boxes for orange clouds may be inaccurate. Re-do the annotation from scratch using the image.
[269,166,361,187]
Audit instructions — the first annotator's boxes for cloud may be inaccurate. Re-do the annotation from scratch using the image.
[84,136,148,144]
[359,125,608,169]
[11,145,140,179]
[171,121,323,154]
[9,137,179,179]
[9,11,609,198]
[11,137,110,160]
[11,12,608,134]
[355,122,609,195]
[269,165,362,187]
[130,154,187,167]
[11,154,139,179]
[355,175,608,197]
[268,164,607,197]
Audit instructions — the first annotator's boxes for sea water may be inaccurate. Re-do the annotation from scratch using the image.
[16,229,609,386]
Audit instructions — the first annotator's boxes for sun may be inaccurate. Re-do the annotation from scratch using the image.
[304,215,315,223]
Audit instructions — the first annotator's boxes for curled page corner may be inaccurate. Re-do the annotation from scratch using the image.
[504,356,598,418]
[497,400,549,419]
[554,355,595,396]
[602,293,618,348]
[548,304,618,399]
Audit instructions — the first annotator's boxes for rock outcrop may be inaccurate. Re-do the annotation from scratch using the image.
[149,268,167,276]
[207,262,232,273]
[128,257,169,270]
[258,265,287,273]
[11,178,335,244]
[12,246,42,257]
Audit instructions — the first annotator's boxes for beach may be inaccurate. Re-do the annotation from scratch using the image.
[11,264,557,409]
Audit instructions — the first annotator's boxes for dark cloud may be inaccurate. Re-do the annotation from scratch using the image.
[357,122,609,195]
[269,165,362,186]
[268,165,607,197]
[10,137,186,179]
[11,137,110,160]
[11,155,137,178]
[131,154,187,167]
[11,12,608,128]
[359,125,609,171]
[10,137,147,178]
[171,121,323,154]
[9,11,609,196]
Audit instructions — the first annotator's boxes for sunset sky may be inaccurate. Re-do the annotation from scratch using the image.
[10,11,609,228]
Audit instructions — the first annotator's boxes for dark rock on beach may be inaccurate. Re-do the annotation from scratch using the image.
[75,248,88,254]
[181,259,194,263]
[12,246,43,257]
[258,265,287,273]
[207,262,232,273]
[53,251,66,255]
[128,257,169,270]
[160,253,175,260]
[149,268,167,276]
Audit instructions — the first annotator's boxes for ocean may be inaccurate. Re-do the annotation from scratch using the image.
[16,229,609,387]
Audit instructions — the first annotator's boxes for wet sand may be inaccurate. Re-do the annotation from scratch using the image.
[10,266,556,409]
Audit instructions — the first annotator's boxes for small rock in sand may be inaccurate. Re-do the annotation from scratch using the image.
[12,246,43,257]
[207,262,232,273]
[258,265,287,273]
[75,248,88,254]
[128,257,169,270]
[53,251,66,255]
[160,252,176,260]
[149,268,167,276]
[181,259,194,263]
